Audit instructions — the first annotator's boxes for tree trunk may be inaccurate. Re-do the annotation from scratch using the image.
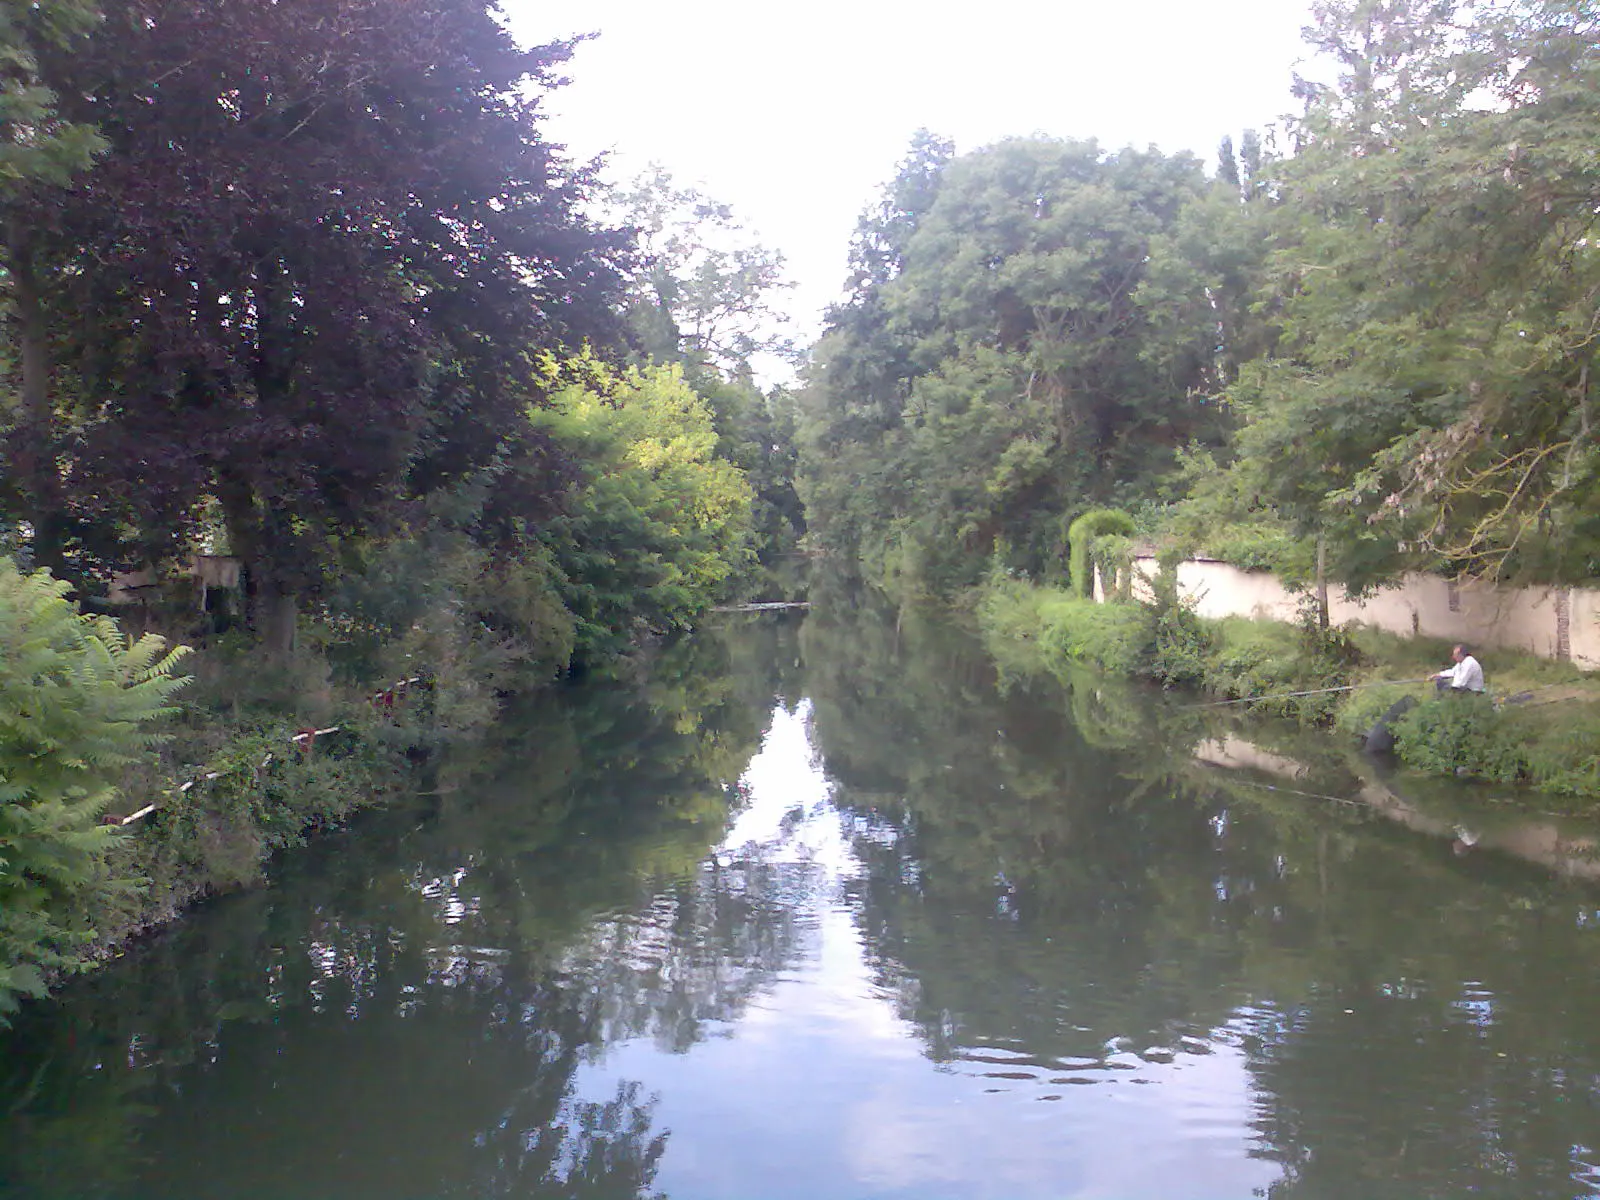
[8,233,69,573]
[256,578,299,656]
[216,464,298,655]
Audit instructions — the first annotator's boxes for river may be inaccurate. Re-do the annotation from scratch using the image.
[5,582,1600,1200]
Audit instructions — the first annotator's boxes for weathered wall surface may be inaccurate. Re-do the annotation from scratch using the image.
[1110,558,1600,670]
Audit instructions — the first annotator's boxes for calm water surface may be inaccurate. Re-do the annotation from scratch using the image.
[6,585,1600,1200]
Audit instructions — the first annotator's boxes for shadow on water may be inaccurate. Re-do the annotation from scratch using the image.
[7,575,1600,1200]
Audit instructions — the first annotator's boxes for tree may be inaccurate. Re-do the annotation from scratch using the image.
[611,166,795,378]
[0,557,189,1017]
[795,133,953,565]
[0,0,107,573]
[1229,0,1600,587]
[800,136,1222,589]
[531,360,756,661]
[12,0,628,643]
[606,170,805,560]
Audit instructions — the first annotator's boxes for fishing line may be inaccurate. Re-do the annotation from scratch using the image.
[1180,677,1432,710]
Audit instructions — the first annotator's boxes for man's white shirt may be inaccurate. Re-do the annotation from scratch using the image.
[1446,655,1485,692]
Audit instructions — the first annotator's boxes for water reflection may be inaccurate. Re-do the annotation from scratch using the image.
[0,623,804,1200]
[801,579,1600,1200]
[7,590,1600,1199]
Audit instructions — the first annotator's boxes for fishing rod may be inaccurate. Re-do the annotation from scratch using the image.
[1208,774,1366,808]
[1181,677,1433,709]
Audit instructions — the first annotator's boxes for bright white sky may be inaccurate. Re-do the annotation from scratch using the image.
[503,0,1318,352]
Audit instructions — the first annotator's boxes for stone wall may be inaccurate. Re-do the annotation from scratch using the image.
[1105,558,1600,669]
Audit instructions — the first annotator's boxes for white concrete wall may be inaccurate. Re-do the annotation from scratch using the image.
[1124,557,1600,669]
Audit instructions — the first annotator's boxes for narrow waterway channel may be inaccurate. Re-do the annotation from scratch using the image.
[6,585,1600,1200]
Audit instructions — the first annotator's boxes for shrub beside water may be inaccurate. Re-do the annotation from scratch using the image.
[979,575,1214,690]
[979,578,1600,804]
[1392,694,1529,784]
[1392,695,1600,798]
[0,560,191,1016]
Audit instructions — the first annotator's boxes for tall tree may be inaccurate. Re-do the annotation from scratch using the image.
[16,0,628,644]
[800,136,1222,589]
[0,0,106,570]
[1228,0,1600,587]
[612,166,794,379]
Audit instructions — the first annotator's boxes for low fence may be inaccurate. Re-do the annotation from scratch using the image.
[112,674,428,828]
[1098,558,1600,669]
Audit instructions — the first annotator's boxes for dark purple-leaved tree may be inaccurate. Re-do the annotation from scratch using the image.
[22,0,627,647]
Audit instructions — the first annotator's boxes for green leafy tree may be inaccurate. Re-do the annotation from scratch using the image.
[1227,0,1600,587]
[796,131,953,563]
[801,135,1224,590]
[612,165,796,378]
[607,170,804,561]
[533,360,756,660]
[0,0,107,573]
[0,558,189,1016]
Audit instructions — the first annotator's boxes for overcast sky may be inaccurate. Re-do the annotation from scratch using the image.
[503,0,1318,349]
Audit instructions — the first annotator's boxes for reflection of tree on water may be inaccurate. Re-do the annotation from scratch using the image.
[559,852,808,1052]
[0,949,669,1200]
[804,582,1600,1198]
[0,620,810,1200]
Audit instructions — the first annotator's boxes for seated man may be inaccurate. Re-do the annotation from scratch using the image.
[1434,644,1486,694]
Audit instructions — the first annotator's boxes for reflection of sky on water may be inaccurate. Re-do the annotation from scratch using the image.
[572,701,1281,1200]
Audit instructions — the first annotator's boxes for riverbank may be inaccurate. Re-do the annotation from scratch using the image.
[4,571,801,1021]
[977,580,1600,806]
[25,631,502,1015]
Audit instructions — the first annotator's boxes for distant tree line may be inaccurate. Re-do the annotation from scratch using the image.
[798,0,1600,598]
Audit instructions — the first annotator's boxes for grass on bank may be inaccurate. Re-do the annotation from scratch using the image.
[978,580,1600,804]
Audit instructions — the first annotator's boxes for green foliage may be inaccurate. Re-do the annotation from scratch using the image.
[610,165,796,376]
[1335,682,1418,740]
[799,135,1227,593]
[533,361,757,661]
[697,376,805,562]
[980,584,1148,677]
[0,0,106,188]
[982,578,1211,683]
[1204,524,1312,577]
[1143,561,1212,688]
[1067,508,1137,598]
[984,577,1358,721]
[1215,0,1600,587]
[1523,710,1600,799]
[1389,693,1600,801]
[0,558,189,1016]
[1392,695,1529,784]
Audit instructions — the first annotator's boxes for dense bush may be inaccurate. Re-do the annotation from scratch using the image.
[1392,694,1529,784]
[981,578,1211,685]
[1146,601,1212,687]
[982,580,1353,717]
[981,584,1150,676]
[1525,711,1600,799]
[1391,696,1600,799]
[0,560,190,1016]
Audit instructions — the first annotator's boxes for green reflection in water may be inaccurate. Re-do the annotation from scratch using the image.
[0,617,805,1200]
[5,585,1600,1200]
[802,574,1600,1200]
